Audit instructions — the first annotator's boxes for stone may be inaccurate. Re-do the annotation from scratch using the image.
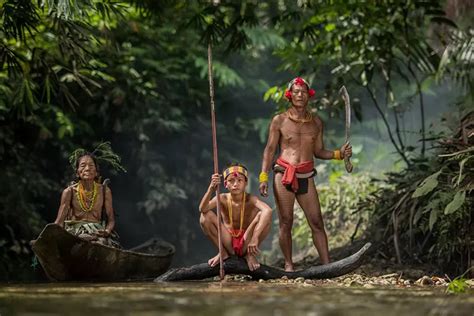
[415,276,434,286]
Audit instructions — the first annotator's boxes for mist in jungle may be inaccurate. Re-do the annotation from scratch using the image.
[1,1,471,281]
[87,55,457,267]
[20,49,459,269]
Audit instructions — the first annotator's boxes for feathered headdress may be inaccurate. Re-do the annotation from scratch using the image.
[69,141,126,173]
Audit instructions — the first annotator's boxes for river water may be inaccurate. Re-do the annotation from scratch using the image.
[1,281,473,315]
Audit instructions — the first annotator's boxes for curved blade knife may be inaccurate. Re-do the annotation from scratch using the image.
[339,86,353,173]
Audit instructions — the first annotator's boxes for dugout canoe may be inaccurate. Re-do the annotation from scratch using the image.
[31,223,175,281]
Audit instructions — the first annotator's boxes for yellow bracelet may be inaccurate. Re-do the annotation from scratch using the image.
[259,171,269,183]
[333,150,342,160]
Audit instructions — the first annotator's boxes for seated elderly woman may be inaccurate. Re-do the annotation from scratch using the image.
[54,143,124,248]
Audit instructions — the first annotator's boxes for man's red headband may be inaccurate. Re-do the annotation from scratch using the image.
[284,77,316,100]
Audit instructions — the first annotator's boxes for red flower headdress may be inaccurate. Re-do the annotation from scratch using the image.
[284,77,316,100]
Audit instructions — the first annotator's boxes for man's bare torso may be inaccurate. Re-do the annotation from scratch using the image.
[277,112,322,164]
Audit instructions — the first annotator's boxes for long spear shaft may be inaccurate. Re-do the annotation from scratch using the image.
[207,42,225,280]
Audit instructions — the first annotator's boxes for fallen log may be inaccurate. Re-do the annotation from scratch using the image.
[155,242,371,282]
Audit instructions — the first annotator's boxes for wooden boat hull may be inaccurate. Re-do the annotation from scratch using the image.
[31,224,174,282]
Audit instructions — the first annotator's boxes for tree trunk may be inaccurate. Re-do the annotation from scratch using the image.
[155,242,371,282]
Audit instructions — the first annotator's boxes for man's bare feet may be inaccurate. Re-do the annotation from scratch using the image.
[208,253,229,267]
[284,262,294,272]
[245,254,260,271]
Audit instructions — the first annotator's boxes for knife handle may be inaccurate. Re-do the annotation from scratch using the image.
[344,156,353,173]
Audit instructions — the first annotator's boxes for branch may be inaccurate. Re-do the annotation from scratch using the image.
[438,146,474,157]
[383,65,406,154]
[406,63,426,156]
[393,108,405,153]
[392,210,402,264]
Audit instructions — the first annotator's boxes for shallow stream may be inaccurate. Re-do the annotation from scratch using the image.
[1,281,473,315]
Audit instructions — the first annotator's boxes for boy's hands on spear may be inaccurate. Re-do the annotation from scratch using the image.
[199,174,221,213]
[209,173,221,192]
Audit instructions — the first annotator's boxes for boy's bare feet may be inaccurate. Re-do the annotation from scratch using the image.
[245,254,260,271]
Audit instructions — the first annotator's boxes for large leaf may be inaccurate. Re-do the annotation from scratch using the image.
[412,170,441,198]
[457,156,473,187]
[429,208,438,231]
[413,207,423,225]
[444,191,466,215]
[194,57,244,87]
[414,198,439,225]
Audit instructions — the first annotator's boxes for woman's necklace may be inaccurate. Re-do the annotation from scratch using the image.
[76,181,98,212]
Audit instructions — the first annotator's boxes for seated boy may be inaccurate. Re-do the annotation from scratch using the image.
[199,163,272,271]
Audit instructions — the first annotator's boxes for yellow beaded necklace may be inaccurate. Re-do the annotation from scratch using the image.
[226,192,246,238]
[76,181,98,212]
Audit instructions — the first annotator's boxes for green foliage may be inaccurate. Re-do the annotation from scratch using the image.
[446,277,468,294]
[263,1,472,166]
[412,170,441,198]
[444,191,465,215]
[446,267,474,294]
[0,0,287,277]
[256,2,472,273]
[292,170,388,252]
[363,114,473,274]
[0,0,472,279]
[0,0,249,278]
[195,57,244,87]
[437,29,474,94]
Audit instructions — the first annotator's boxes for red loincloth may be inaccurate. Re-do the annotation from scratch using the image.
[228,229,246,257]
[276,157,314,193]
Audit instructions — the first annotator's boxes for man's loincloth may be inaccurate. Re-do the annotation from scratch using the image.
[228,229,246,257]
[65,220,121,248]
[274,158,316,195]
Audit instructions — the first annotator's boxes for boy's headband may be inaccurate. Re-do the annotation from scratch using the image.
[223,166,248,180]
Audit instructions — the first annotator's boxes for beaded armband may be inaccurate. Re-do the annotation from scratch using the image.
[259,171,269,183]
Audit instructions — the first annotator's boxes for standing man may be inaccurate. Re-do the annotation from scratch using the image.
[259,77,352,271]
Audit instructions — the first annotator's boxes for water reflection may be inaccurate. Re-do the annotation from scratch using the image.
[0,282,473,315]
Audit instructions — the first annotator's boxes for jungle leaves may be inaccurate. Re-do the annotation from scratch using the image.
[444,191,466,215]
[361,111,472,272]
[412,170,441,198]
[412,167,467,231]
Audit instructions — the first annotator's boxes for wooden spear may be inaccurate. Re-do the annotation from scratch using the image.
[207,1,224,280]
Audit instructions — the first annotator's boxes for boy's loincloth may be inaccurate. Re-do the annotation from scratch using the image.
[228,229,246,257]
